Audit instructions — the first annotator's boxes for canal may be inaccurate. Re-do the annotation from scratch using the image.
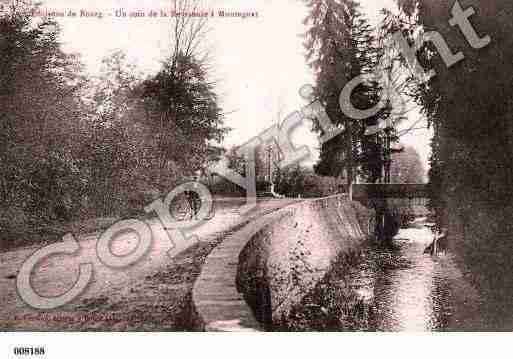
[280,218,482,331]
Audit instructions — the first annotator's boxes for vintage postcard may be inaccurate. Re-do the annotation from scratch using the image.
[1,0,512,357]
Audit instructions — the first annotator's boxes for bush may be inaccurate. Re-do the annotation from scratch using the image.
[0,207,29,242]
[275,166,345,198]
[125,189,161,217]
[208,177,244,197]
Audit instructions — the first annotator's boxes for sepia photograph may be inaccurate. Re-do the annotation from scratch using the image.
[1,0,512,357]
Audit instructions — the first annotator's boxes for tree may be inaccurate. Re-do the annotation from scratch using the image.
[390,0,513,209]
[77,51,146,215]
[0,2,87,222]
[139,53,227,188]
[388,145,426,227]
[394,0,513,324]
[390,145,425,183]
[136,0,227,189]
[303,0,390,187]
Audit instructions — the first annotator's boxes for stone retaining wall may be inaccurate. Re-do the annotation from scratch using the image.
[192,196,373,331]
[237,196,373,328]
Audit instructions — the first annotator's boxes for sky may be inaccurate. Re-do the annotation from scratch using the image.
[39,0,432,174]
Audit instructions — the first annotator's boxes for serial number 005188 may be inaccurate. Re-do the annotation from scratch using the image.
[13,347,45,356]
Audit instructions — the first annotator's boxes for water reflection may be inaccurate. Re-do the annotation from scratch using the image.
[345,221,453,331]
[279,218,483,331]
[281,218,467,331]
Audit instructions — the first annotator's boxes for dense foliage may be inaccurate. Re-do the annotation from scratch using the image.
[303,0,398,185]
[392,0,513,324]
[0,3,227,245]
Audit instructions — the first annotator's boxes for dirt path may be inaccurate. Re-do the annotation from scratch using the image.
[0,198,297,331]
